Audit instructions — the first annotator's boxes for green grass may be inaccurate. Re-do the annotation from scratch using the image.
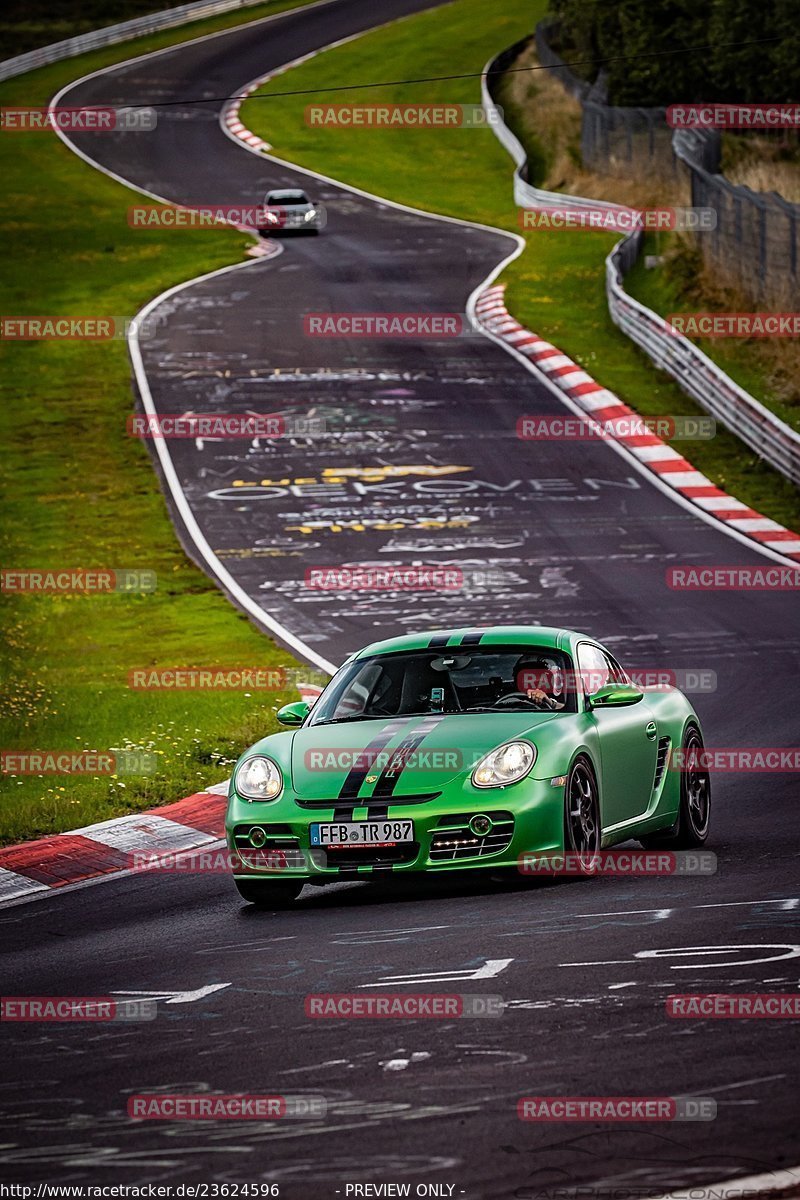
[0,0,319,63]
[241,0,800,533]
[0,0,327,847]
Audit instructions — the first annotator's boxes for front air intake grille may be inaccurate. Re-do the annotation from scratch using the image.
[232,824,305,870]
[653,738,671,790]
[429,811,514,861]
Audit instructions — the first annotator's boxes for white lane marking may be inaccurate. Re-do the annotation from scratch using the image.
[332,924,450,945]
[568,898,798,918]
[643,1166,800,1200]
[360,958,513,987]
[563,944,800,969]
[700,1073,786,1096]
[111,983,231,1004]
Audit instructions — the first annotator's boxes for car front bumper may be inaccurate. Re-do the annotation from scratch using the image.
[225,776,565,881]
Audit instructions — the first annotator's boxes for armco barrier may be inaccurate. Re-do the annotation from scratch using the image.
[606,234,800,488]
[0,0,275,82]
[481,49,800,489]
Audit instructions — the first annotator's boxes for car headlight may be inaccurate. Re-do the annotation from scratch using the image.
[471,741,536,788]
[235,755,283,801]
[303,208,317,221]
[266,211,279,224]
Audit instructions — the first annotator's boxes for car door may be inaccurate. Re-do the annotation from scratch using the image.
[577,642,658,831]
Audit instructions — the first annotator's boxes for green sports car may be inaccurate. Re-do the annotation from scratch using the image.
[225,626,711,906]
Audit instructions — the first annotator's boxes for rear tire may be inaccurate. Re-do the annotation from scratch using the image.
[640,725,710,849]
[234,879,303,908]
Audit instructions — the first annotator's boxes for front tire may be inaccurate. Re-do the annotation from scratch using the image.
[641,725,710,849]
[564,756,601,870]
[234,879,303,908]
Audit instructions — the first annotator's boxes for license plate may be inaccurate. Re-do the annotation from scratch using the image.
[310,820,414,848]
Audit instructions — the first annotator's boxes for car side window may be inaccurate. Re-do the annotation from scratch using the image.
[330,661,382,717]
[603,651,628,685]
[577,643,610,696]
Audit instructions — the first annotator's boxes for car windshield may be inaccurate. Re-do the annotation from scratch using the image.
[267,191,308,205]
[308,645,577,725]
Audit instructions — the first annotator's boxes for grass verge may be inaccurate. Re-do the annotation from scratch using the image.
[0,0,326,846]
[241,0,800,531]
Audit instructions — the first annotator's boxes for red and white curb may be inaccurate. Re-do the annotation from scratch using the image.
[0,684,326,906]
[223,81,272,152]
[475,285,800,562]
[0,787,226,905]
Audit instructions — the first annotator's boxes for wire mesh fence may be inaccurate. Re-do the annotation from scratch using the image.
[535,20,800,307]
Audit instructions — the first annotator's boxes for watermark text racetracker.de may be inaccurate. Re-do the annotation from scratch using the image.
[1,750,156,776]
[668,103,800,129]
[128,667,287,690]
[127,413,326,439]
[305,993,503,1018]
[518,206,716,232]
[667,994,800,1018]
[1,316,161,340]
[517,1096,716,1122]
[304,565,508,592]
[1,569,156,593]
[670,747,800,772]
[127,1094,326,1120]
[305,103,500,128]
[1,105,156,132]
[517,415,715,441]
[127,203,326,230]
[667,312,800,337]
[518,850,717,876]
[1,996,155,1022]
[667,566,800,591]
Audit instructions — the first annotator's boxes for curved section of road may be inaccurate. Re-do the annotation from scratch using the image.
[4,0,797,1191]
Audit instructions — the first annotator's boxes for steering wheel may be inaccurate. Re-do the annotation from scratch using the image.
[494,691,551,710]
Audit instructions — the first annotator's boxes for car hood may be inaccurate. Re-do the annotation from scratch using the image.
[288,711,560,801]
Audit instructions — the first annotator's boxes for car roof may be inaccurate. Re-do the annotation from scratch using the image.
[266,189,308,201]
[353,626,586,659]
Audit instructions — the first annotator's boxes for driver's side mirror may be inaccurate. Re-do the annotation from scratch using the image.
[276,700,310,726]
[587,683,643,709]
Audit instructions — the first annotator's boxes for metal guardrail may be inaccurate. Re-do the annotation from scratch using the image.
[607,234,800,487]
[0,0,271,82]
[481,49,800,489]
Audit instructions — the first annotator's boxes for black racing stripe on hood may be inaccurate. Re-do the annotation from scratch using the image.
[335,717,410,805]
[427,634,451,648]
[369,714,447,799]
[460,631,485,646]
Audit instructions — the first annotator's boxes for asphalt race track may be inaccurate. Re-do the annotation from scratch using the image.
[2,0,799,1194]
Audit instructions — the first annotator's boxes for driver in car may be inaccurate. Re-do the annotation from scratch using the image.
[514,655,566,711]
